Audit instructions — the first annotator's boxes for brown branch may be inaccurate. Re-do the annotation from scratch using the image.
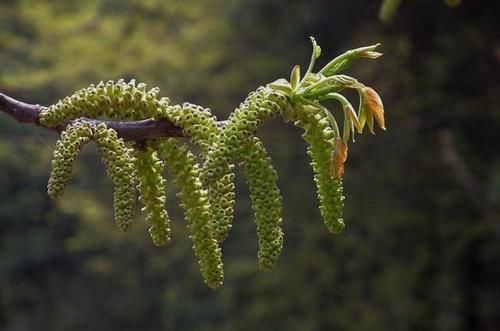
[0,92,225,141]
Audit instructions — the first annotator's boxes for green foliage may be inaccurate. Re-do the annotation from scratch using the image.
[0,0,239,108]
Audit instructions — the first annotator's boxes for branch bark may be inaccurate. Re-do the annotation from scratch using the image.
[0,92,225,141]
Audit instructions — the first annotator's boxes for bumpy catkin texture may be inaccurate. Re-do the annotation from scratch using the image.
[240,137,284,270]
[134,147,171,246]
[156,102,219,151]
[47,119,94,198]
[157,102,235,242]
[39,79,167,126]
[151,138,224,289]
[201,86,289,184]
[94,123,136,232]
[206,173,235,243]
[295,112,345,233]
[198,87,289,267]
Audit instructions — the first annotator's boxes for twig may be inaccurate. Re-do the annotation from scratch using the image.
[0,92,226,141]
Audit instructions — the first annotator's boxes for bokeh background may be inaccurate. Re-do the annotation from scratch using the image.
[1,0,499,330]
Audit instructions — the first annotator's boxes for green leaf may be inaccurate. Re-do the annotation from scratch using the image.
[290,65,301,90]
[319,44,382,76]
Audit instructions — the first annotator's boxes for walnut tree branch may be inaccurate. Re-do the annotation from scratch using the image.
[0,92,226,141]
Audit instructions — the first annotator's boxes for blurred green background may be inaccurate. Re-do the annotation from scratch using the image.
[1,0,499,330]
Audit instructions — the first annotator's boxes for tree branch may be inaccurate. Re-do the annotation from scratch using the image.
[0,92,225,141]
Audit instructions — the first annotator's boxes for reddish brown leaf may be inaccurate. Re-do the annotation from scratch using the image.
[330,138,348,179]
[362,86,385,131]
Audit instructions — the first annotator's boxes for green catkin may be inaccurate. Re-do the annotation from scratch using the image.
[31,40,384,289]
[240,137,284,270]
[157,102,219,151]
[134,147,171,246]
[151,138,224,289]
[191,87,289,268]
[295,112,345,233]
[207,173,235,243]
[157,102,236,243]
[201,86,289,184]
[199,87,289,267]
[39,79,167,126]
[47,119,94,199]
[94,123,137,232]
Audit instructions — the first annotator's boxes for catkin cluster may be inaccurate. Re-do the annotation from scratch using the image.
[201,87,288,184]
[38,42,384,288]
[157,102,235,243]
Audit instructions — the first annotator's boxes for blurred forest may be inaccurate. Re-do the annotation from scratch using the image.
[1,0,499,330]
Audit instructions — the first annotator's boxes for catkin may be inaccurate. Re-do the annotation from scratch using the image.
[201,86,288,184]
[198,87,289,266]
[240,137,284,270]
[39,79,167,126]
[151,138,224,289]
[157,102,219,151]
[47,119,94,198]
[295,112,345,233]
[158,102,235,242]
[94,123,137,232]
[134,146,171,246]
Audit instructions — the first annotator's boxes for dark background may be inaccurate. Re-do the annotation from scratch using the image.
[1,0,499,330]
